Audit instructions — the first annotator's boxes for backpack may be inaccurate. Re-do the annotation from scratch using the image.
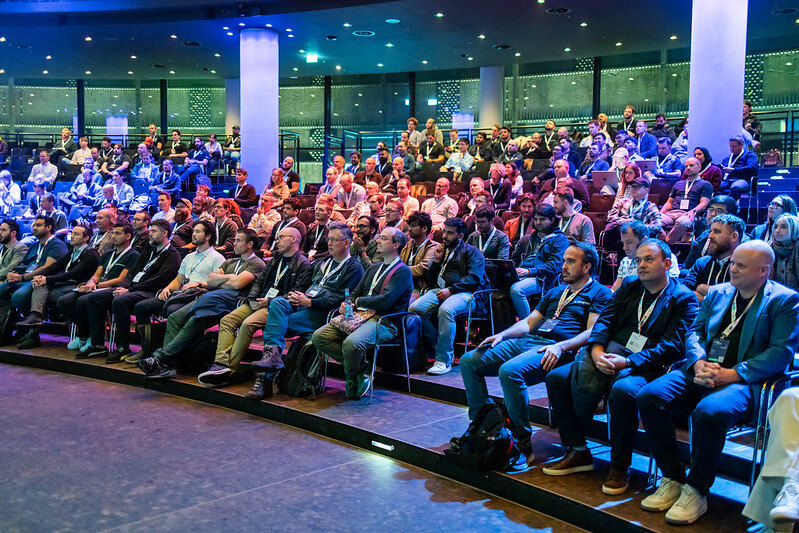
[175,331,218,375]
[274,335,325,399]
[444,402,520,470]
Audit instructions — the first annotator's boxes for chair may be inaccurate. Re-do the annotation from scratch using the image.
[455,262,499,356]
[588,194,615,213]
[650,178,677,206]
[501,211,518,224]
[296,208,314,227]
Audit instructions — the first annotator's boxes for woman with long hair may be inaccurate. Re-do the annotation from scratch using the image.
[693,146,722,192]
[753,194,798,244]
[266,167,290,204]
[771,213,799,291]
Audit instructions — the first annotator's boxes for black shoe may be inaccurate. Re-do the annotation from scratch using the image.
[77,346,108,359]
[105,346,131,364]
[136,356,159,375]
[250,345,284,371]
[16,312,43,328]
[245,372,273,400]
[198,363,232,385]
[16,331,41,350]
[141,358,176,380]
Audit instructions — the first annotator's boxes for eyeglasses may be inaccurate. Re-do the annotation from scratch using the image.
[707,207,725,215]
[770,201,784,208]
[327,237,348,243]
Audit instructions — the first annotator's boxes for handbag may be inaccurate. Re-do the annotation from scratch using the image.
[329,262,402,335]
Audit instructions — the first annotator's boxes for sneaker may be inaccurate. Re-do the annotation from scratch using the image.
[641,477,683,512]
[602,467,630,495]
[355,373,371,398]
[427,361,451,375]
[250,345,284,371]
[16,331,41,350]
[771,479,799,523]
[245,373,273,400]
[136,356,159,375]
[16,312,43,328]
[124,350,147,364]
[542,448,594,476]
[141,359,177,380]
[67,337,86,350]
[78,346,108,359]
[198,363,233,386]
[79,339,93,353]
[506,447,535,473]
[665,484,707,525]
[105,346,131,364]
[344,378,357,399]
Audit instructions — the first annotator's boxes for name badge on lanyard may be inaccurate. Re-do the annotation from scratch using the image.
[437,248,455,289]
[627,288,664,353]
[708,292,755,363]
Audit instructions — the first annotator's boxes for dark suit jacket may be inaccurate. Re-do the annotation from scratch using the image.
[303,222,330,259]
[486,179,512,211]
[230,183,258,208]
[352,261,413,317]
[685,281,799,385]
[170,219,195,248]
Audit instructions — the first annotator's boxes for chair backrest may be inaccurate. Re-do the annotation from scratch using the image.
[588,194,615,213]
[410,183,427,198]
[304,182,323,195]
[501,211,517,223]
[297,208,314,227]
[584,211,608,235]
[298,194,317,209]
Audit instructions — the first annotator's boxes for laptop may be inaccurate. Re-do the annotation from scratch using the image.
[592,170,618,191]
[486,259,519,291]
[635,159,657,174]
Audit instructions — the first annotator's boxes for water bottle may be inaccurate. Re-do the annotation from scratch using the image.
[344,288,354,319]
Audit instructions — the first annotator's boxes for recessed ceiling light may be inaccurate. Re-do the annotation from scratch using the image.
[84,36,92,41]
[358,93,363,96]
[538,0,545,3]
[306,53,318,63]
[42,70,48,74]
[85,70,91,74]
[214,53,220,57]
[386,43,394,47]
[352,30,374,37]
[0,69,5,74]
[467,57,473,61]
[130,55,137,59]
[580,22,588,27]
[514,52,521,57]
[386,18,400,24]
[422,60,428,64]
[169,70,175,74]
[628,77,634,81]
[210,69,216,73]
[335,65,342,70]
[290,76,297,79]
[788,62,794,66]
[615,42,622,46]
[670,35,677,40]
[223,26,229,30]
[796,18,799,23]
[286,28,293,32]
[435,12,444,17]
[238,22,245,27]
[299,49,305,53]
[288,34,294,38]
[0,37,5,42]
[266,23,272,28]
[293,67,298,71]
[45,55,52,60]
[171,34,177,39]
[226,32,233,36]
[128,71,133,74]
[564,47,571,52]
[478,34,486,39]
[377,63,383,67]
[672,73,678,77]
[343,22,352,27]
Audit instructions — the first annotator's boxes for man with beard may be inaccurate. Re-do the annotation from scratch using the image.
[130,211,151,253]
[170,199,196,249]
[0,220,28,283]
[683,215,745,302]
[400,212,439,301]
[351,215,381,269]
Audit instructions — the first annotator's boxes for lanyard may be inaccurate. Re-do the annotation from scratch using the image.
[683,179,696,199]
[320,255,350,286]
[544,132,555,145]
[235,185,241,198]
[440,246,457,273]
[272,257,291,288]
[554,279,593,319]
[312,222,327,249]
[656,154,669,171]
[271,218,297,250]
[91,231,105,248]
[187,248,212,278]
[630,200,645,217]
[586,160,597,174]
[408,239,428,264]
[65,246,85,271]
[106,246,132,274]
[478,228,496,252]
[215,218,227,243]
[234,253,255,275]
[0,245,6,264]
[519,217,527,238]
[343,190,352,206]
[369,256,400,295]
[142,245,167,273]
[637,287,665,333]
[559,215,572,232]
[721,291,757,339]
[728,151,743,168]
[707,257,730,286]
[36,236,54,264]
[426,144,433,158]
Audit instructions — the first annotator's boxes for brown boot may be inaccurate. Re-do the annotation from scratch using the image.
[602,466,630,495]
[250,345,284,370]
[542,448,594,476]
[245,372,273,400]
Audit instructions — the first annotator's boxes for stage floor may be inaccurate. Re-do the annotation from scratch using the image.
[0,364,578,532]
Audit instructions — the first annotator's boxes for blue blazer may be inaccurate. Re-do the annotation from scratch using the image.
[637,132,658,158]
[684,280,799,384]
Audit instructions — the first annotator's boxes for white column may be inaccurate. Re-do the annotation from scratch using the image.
[240,29,279,193]
[688,0,748,163]
[225,78,240,132]
[479,66,504,129]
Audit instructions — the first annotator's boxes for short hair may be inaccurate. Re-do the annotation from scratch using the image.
[193,219,216,246]
[476,132,487,141]
[113,223,134,240]
[79,136,88,143]
[34,215,55,232]
[151,218,172,237]
[350,150,362,160]
[196,184,211,196]
[316,193,336,210]
[113,143,122,150]
[1,218,20,236]
[729,135,745,144]
[407,211,433,233]
[489,162,506,177]
[743,100,753,109]
[407,117,418,126]
[385,226,407,250]
[397,178,411,189]
[656,113,666,120]
[516,193,535,207]
[709,195,739,216]
[41,193,55,205]
[588,120,598,127]
[474,191,494,205]
[327,221,353,241]
[533,203,557,220]
[368,193,385,206]
[134,210,151,224]
[102,136,112,143]
[172,129,181,136]
[656,137,673,146]
[39,149,49,157]
[641,238,672,262]
[72,222,93,240]
[569,242,600,275]
[474,206,496,221]
[283,197,302,211]
[387,198,404,212]
[358,215,379,233]
[625,105,636,113]
[236,168,248,177]
[620,220,649,241]
[710,214,746,239]
[458,137,470,145]
[158,191,171,202]
[554,190,574,205]
[500,126,512,136]
[443,217,467,236]
[237,228,258,248]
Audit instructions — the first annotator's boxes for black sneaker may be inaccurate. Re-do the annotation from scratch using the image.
[506,446,535,473]
[16,312,43,328]
[105,346,131,364]
[198,363,232,385]
[16,331,41,350]
[143,360,177,380]
[136,356,159,375]
[77,346,108,359]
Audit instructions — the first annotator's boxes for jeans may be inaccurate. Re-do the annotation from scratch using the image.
[460,334,555,441]
[262,297,325,350]
[216,303,268,371]
[720,178,750,200]
[225,150,240,168]
[509,277,541,319]
[637,370,753,495]
[408,289,474,366]
[546,357,655,469]
[179,164,203,182]
[312,318,398,378]
[9,281,34,317]
[0,281,31,331]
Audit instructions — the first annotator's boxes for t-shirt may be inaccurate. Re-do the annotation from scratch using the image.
[22,237,68,272]
[178,247,226,284]
[712,291,754,369]
[99,247,141,282]
[532,281,612,342]
[285,170,300,191]
[669,178,713,211]
[220,254,265,276]
[613,285,660,349]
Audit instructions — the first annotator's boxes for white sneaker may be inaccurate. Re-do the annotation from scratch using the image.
[641,477,683,512]
[771,479,799,523]
[79,338,93,353]
[665,484,707,525]
[427,361,451,375]
[67,337,86,350]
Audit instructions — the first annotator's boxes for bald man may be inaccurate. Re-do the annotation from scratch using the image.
[198,226,312,388]
[637,240,799,525]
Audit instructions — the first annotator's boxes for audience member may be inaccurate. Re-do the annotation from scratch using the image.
[231,168,258,208]
[771,213,799,291]
[400,212,439,301]
[694,147,723,192]
[611,221,680,292]
[264,197,307,255]
[486,163,512,211]
[634,120,658,158]
[660,157,713,244]
[683,214,745,301]
[421,178,458,230]
[466,206,510,260]
[280,157,301,195]
[752,194,797,244]
[504,193,536,246]
[720,135,758,199]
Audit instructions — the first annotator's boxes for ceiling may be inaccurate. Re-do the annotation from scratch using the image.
[0,0,797,80]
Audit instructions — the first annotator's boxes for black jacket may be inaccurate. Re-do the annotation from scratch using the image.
[247,251,313,300]
[427,240,489,295]
[352,260,413,318]
[41,245,100,287]
[126,244,182,293]
[307,256,364,318]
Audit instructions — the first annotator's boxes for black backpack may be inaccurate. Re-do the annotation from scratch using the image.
[176,331,218,375]
[275,335,325,399]
[444,402,520,470]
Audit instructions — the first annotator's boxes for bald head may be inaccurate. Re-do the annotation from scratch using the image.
[277,226,302,255]
[684,157,701,178]
[730,240,774,295]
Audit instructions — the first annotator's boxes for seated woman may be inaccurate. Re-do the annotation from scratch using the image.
[772,213,799,291]
[603,147,630,196]
[505,162,524,207]
[753,194,798,245]
[265,167,290,206]
[694,146,723,192]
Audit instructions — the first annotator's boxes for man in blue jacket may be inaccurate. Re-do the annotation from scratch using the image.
[312,226,413,398]
[637,240,799,525]
[409,217,489,375]
[509,203,569,319]
[635,120,658,159]
[720,135,759,200]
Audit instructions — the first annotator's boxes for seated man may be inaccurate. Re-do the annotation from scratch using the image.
[313,226,413,398]
[99,144,131,180]
[510,203,569,319]
[497,139,524,170]
[82,219,181,361]
[441,138,474,177]
[486,163,513,212]
[635,120,658,159]
[248,194,281,241]
[345,150,365,175]
[169,199,196,248]
[49,128,78,165]
[683,214,744,302]
[400,212,439,301]
[152,191,175,223]
[637,241,799,525]
[138,229,265,379]
[354,158,382,187]
[0,216,68,342]
[469,132,492,162]
[35,193,68,233]
[351,215,381,269]
[408,217,489,375]
[88,208,116,255]
[130,211,152,253]
[380,156,409,194]
[612,220,680,291]
[543,239,698,497]
[682,195,740,271]
[347,192,384,228]
[223,126,240,170]
[336,173,366,210]
[417,132,446,165]
[466,206,510,260]
[178,137,210,184]
[26,151,58,194]
[61,163,103,222]
[166,129,188,158]
[108,171,134,211]
[0,220,29,282]
[211,198,239,255]
[647,137,684,179]
[304,197,334,261]
[14,224,100,349]
[659,157,713,244]
[152,159,181,199]
[319,166,341,196]
[61,223,140,353]
[248,222,364,384]
[457,177,486,218]
[576,142,610,179]
[131,152,159,187]
[605,175,662,242]
[720,135,758,200]
[379,199,409,234]
[460,243,612,468]
[57,135,90,171]
[263,197,307,255]
[504,193,536,247]
[230,168,258,209]
[23,181,46,218]
[199,227,312,388]
[553,190,595,244]
[421,178,458,231]
[537,159,590,206]
[395,178,419,220]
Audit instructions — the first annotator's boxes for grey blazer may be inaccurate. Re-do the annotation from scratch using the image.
[0,241,29,279]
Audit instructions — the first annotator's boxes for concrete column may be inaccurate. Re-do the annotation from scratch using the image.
[688,0,747,163]
[225,78,240,132]
[240,29,279,192]
[479,66,504,129]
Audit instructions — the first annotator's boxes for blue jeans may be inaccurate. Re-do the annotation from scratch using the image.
[312,318,398,378]
[225,150,240,168]
[10,281,34,316]
[408,289,474,366]
[262,297,325,349]
[179,164,203,182]
[460,334,555,441]
[720,178,750,200]
[510,276,541,319]
[637,370,753,495]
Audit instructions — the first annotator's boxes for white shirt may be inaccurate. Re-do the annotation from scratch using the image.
[178,246,226,284]
[152,208,175,223]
